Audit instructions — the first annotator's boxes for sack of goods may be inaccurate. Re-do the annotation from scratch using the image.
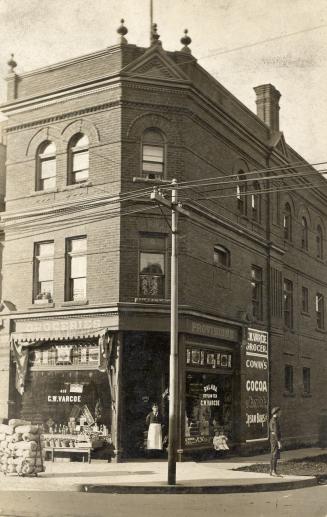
[0,419,45,476]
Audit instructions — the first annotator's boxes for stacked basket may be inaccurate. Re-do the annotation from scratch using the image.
[0,419,45,476]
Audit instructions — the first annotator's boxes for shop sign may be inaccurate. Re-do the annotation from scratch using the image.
[47,388,81,403]
[244,328,269,442]
[190,322,238,342]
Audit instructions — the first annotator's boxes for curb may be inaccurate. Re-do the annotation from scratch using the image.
[81,476,317,494]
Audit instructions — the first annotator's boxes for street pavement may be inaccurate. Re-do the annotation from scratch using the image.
[0,447,324,493]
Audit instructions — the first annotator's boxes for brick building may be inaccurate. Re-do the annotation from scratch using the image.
[0,22,326,460]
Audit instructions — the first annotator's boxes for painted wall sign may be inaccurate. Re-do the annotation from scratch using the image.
[190,321,239,342]
[244,328,269,442]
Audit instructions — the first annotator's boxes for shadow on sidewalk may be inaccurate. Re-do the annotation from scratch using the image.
[41,470,156,478]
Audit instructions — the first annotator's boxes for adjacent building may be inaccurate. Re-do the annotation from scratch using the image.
[0,22,326,460]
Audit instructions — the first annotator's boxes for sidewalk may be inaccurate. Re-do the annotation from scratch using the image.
[0,447,323,494]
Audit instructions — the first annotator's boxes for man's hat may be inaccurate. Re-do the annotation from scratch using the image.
[271,406,281,415]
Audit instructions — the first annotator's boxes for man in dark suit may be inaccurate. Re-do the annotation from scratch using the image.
[269,406,282,476]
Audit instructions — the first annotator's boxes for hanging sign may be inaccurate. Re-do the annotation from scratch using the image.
[244,328,269,442]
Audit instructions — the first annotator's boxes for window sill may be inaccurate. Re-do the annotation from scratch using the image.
[302,393,312,398]
[301,311,310,317]
[29,302,55,309]
[315,327,326,334]
[283,392,296,398]
[62,181,92,191]
[61,299,88,307]
[134,297,170,304]
[30,188,58,197]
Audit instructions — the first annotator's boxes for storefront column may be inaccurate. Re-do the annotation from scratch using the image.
[112,331,124,462]
[0,320,14,419]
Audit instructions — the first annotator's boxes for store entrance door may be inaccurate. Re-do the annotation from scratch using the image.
[122,332,169,457]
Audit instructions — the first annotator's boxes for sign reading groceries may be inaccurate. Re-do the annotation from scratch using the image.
[244,328,269,442]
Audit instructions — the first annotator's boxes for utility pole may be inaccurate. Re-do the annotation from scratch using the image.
[150,179,185,485]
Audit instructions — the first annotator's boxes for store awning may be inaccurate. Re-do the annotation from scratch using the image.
[11,327,108,344]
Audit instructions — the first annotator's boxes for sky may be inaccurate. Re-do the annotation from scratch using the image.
[0,0,326,165]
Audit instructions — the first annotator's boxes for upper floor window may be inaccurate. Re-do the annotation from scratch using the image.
[68,134,89,184]
[283,278,293,328]
[251,266,263,320]
[283,203,292,241]
[66,237,87,301]
[317,225,323,259]
[251,181,261,222]
[303,367,311,394]
[214,245,230,268]
[139,234,166,299]
[37,141,56,191]
[284,364,294,394]
[236,171,247,215]
[142,129,164,180]
[301,217,308,250]
[34,241,54,302]
[301,286,309,313]
[316,293,324,329]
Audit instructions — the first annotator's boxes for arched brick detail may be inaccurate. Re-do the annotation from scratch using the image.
[126,112,182,145]
[282,194,295,217]
[61,119,100,148]
[232,158,250,174]
[26,126,62,158]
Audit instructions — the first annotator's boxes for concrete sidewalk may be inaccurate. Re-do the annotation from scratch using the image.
[0,447,324,494]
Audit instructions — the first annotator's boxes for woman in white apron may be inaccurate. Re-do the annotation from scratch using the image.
[146,403,163,451]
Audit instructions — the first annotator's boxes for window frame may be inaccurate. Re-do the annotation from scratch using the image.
[68,133,89,185]
[141,129,165,180]
[284,364,294,394]
[316,292,325,329]
[283,278,293,329]
[213,245,230,268]
[138,233,167,299]
[36,141,56,191]
[33,241,55,303]
[65,236,87,302]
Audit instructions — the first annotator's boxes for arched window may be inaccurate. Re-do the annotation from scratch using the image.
[283,203,292,241]
[301,217,308,250]
[68,133,89,184]
[317,225,323,259]
[251,181,261,222]
[142,129,165,179]
[37,141,56,191]
[236,171,247,215]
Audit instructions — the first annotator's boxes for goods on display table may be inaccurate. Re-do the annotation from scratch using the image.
[0,419,45,476]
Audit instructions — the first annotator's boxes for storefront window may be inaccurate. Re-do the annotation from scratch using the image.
[184,371,233,447]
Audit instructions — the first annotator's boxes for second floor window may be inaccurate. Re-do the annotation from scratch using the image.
[284,364,294,394]
[139,234,166,299]
[66,237,87,301]
[68,134,89,184]
[142,129,164,180]
[317,225,323,259]
[301,217,308,250]
[34,241,54,302]
[283,203,292,241]
[301,286,309,313]
[214,246,230,268]
[37,141,56,191]
[283,278,293,328]
[236,171,247,215]
[316,293,324,329]
[251,181,261,222]
[251,266,263,320]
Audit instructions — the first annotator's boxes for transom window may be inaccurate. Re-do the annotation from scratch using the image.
[142,129,164,180]
[37,141,56,191]
[34,241,54,302]
[66,237,87,301]
[68,133,89,184]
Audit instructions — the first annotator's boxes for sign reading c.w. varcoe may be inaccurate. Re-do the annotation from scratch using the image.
[244,328,269,442]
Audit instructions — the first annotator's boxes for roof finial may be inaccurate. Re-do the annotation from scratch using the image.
[117,19,128,44]
[180,29,192,53]
[7,53,17,73]
[151,23,161,46]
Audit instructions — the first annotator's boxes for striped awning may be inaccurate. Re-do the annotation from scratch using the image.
[11,327,108,345]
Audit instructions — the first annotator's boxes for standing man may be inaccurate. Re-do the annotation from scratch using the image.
[269,406,282,476]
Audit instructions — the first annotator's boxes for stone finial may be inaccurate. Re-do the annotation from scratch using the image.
[7,53,17,73]
[151,23,161,46]
[180,29,192,53]
[117,19,128,44]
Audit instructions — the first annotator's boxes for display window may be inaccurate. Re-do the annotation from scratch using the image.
[184,371,233,447]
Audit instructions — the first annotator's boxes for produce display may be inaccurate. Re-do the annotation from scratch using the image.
[0,419,45,476]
